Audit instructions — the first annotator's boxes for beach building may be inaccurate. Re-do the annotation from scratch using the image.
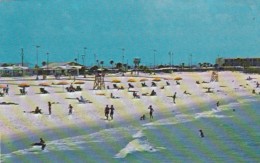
[216,57,260,67]
[0,65,30,77]
[40,62,85,76]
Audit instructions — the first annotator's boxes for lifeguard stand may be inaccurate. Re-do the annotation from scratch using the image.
[133,58,141,76]
[210,71,218,82]
[93,70,105,90]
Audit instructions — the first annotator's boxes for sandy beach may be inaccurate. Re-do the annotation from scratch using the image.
[1,71,260,162]
[1,71,259,139]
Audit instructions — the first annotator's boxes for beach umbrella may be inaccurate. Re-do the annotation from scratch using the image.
[0,85,7,89]
[57,81,69,85]
[39,82,50,87]
[174,77,182,80]
[152,77,161,82]
[56,81,69,91]
[140,78,148,82]
[112,79,121,83]
[18,83,30,87]
[74,81,85,85]
[127,78,137,82]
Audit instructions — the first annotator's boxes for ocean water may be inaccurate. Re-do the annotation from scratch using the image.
[1,97,260,163]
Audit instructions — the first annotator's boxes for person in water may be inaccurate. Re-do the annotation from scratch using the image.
[32,138,46,150]
[199,130,205,138]
[216,101,220,107]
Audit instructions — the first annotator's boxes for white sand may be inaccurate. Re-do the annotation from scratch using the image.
[0,71,259,141]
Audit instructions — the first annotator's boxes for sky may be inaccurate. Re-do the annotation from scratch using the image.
[0,0,259,67]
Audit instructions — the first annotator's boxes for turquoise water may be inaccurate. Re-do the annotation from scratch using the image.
[1,97,260,163]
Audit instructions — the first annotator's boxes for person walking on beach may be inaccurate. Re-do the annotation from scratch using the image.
[5,84,9,95]
[110,105,115,120]
[148,105,154,120]
[105,105,110,120]
[68,104,73,115]
[48,101,52,115]
[172,92,177,104]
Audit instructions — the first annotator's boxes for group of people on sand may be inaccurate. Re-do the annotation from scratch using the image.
[104,105,115,120]
[28,102,73,115]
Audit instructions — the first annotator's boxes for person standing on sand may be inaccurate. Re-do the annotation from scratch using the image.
[48,101,52,115]
[105,105,110,120]
[110,105,115,120]
[68,104,73,115]
[172,92,177,104]
[148,105,154,120]
[5,84,9,95]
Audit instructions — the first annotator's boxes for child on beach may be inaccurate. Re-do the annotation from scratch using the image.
[68,104,73,115]
[30,106,42,114]
[148,105,154,120]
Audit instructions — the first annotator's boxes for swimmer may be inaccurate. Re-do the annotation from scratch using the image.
[199,129,205,138]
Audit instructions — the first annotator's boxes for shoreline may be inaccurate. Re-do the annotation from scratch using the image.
[1,71,259,151]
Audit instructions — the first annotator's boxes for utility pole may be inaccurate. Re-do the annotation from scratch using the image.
[46,52,49,74]
[122,48,125,64]
[94,53,96,66]
[82,47,87,77]
[190,53,193,69]
[21,48,24,66]
[21,48,24,76]
[153,49,157,70]
[121,48,125,71]
[35,45,40,80]
[84,47,87,67]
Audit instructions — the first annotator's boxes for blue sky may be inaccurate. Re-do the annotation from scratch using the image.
[0,0,259,67]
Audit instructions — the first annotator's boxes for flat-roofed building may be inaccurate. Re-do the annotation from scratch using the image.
[216,58,260,67]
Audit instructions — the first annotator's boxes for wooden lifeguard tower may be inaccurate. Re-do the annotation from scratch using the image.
[210,71,219,82]
[93,70,105,90]
[133,58,141,76]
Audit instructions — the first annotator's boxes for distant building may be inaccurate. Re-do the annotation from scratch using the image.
[0,65,30,77]
[216,58,260,67]
[40,62,84,76]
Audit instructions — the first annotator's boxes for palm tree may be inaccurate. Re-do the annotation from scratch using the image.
[116,62,123,69]
[110,60,114,69]
[96,60,99,67]
[42,61,46,66]
[100,61,104,68]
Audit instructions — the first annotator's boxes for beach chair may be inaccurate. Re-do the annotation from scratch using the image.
[151,82,157,87]
[128,83,134,89]
[150,90,157,96]
[0,92,4,97]
[76,86,82,91]
[141,82,147,87]
[20,89,27,95]
[113,84,118,89]
[40,88,49,94]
